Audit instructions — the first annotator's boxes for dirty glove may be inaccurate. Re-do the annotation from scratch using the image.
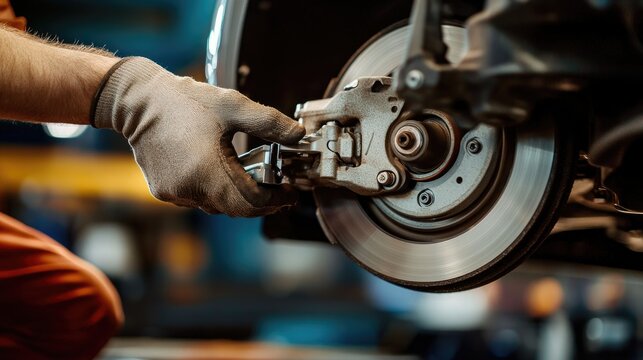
[91,57,305,216]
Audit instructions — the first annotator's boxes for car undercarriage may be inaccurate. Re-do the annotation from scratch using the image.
[208,0,643,292]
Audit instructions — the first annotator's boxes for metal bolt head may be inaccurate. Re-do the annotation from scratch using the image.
[417,189,434,207]
[466,138,482,154]
[405,69,425,90]
[377,171,396,187]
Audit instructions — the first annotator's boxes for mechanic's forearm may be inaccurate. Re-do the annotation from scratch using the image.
[0,25,119,124]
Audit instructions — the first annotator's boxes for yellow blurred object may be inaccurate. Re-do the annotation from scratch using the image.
[525,277,564,318]
[0,146,165,205]
[159,231,208,279]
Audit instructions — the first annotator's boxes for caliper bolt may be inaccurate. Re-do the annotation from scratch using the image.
[377,171,396,187]
[405,69,425,90]
[466,138,482,154]
[418,189,434,207]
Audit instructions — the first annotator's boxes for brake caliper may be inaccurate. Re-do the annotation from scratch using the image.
[238,77,406,196]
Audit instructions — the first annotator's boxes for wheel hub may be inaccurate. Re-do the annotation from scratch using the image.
[391,110,459,178]
[373,122,501,235]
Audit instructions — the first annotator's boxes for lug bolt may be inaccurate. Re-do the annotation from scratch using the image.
[377,171,396,187]
[466,138,482,154]
[405,69,425,90]
[418,189,434,207]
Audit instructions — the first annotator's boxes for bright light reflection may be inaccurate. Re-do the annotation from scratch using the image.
[207,1,227,71]
[43,123,87,139]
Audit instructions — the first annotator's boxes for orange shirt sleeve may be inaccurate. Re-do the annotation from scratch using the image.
[0,0,26,31]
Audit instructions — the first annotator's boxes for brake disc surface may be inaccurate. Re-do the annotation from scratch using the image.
[314,24,558,289]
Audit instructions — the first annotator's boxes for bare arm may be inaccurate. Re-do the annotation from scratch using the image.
[0,25,119,124]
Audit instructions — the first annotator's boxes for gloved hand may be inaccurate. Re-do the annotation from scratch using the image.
[92,57,305,216]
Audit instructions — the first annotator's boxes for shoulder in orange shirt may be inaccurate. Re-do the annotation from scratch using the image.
[0,0,26,31]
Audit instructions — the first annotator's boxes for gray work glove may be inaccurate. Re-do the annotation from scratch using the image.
[92,57,305,216]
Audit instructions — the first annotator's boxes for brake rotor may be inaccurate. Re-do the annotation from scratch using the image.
[314,24,568,291]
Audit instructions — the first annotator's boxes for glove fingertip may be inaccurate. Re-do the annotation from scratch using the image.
[280,122,306,145]
[266,109,305,144]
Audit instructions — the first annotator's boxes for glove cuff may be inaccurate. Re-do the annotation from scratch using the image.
[91,56,166,130]
[89,57,130,127]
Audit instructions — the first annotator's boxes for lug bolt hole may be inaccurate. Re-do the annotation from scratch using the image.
[456,177,463,184]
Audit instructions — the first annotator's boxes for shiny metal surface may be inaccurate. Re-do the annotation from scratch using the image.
[205,0,248,88]
[206,0,249,152]
[238,144,282,184]
[315,24,557,284]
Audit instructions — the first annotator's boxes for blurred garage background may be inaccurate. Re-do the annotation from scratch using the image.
[3,1,643,359]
